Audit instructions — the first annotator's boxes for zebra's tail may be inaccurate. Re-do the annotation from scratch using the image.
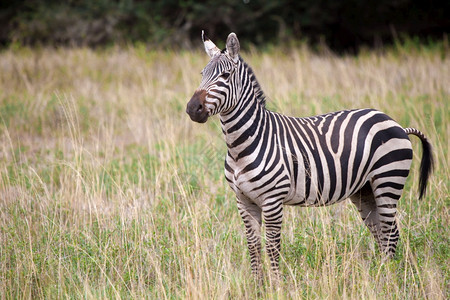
[404,127,434,199]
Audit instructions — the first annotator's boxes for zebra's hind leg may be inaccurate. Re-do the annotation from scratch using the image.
[351,180,403,258]
[371,178,404,258]
[236,197,263,281]
[350,182,383,251]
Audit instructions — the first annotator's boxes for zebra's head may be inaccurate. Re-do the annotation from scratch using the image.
[186,31,241,123]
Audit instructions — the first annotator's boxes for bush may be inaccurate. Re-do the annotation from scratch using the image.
[1,0,449,51]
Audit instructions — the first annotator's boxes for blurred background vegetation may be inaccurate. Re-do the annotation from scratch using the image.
[1,0,449,52]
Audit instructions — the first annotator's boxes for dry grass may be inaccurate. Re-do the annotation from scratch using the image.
[0,42,448,299]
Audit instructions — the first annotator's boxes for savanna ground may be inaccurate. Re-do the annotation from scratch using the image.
[0,41,448,299]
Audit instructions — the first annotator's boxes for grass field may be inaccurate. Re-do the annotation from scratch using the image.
[0,42,448,299]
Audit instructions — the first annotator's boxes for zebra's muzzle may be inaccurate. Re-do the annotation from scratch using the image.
[186,90,209,123]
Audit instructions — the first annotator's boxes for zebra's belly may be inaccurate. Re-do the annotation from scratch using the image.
[284,191,349,207]
[227,158,362,207]
[283,162,367,207]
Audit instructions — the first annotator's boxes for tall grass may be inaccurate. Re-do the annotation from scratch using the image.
[0,43,448,299]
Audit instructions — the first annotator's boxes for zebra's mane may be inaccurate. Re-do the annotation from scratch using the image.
[240,56,267,108]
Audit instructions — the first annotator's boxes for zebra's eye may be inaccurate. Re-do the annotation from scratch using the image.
[221,72,230,80]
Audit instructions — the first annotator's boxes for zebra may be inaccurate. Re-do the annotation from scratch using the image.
[186,31,434,281]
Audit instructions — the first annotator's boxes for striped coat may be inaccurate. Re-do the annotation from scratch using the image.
[186,32,434,280]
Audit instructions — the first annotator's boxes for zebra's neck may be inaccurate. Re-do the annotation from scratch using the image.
[220,61,268,161]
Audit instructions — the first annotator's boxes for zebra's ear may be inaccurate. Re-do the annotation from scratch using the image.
[202,30,220,58]
[226,32,240,63]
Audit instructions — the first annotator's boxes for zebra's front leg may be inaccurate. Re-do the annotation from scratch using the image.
[263,201,283,282]
[237,198,263,281]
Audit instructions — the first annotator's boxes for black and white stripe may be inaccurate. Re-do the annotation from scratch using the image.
[186,32,434,280]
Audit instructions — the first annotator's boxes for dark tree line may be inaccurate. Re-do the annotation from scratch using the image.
[1,0,449,51]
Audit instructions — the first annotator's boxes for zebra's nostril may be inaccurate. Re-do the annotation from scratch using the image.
[197,104,203,112]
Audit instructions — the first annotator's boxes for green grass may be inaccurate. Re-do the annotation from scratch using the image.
[0,44,448,299]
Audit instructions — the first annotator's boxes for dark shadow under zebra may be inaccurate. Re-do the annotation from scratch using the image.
[186,31,434,281]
